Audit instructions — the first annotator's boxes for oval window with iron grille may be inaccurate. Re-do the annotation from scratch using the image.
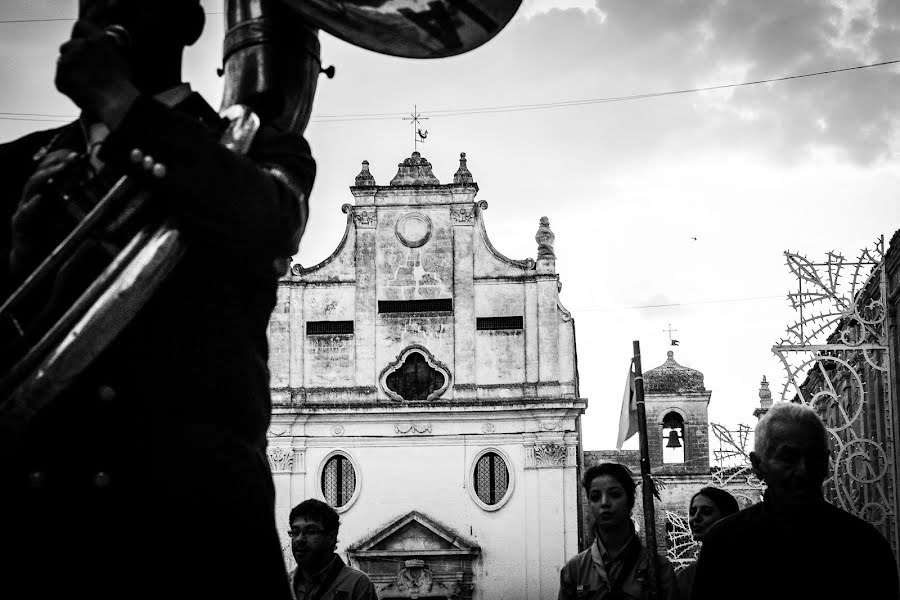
[474,451,509,506]
[321,453,356,508]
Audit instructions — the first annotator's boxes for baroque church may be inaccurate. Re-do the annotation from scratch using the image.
[265,152,586,599]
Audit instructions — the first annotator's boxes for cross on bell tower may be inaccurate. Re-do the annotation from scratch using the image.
[662,323,680,346]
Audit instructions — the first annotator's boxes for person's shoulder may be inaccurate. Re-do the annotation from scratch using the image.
[564,544,594,568]
[824,502,891,544]
[0,126,68,158]
[715,501,763,529]
[701,501,764,546]
[339,562,377,598]
[342,561,375,583]
[676,561,696,583]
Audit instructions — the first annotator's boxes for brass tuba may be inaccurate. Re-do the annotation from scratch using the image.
[0,0,521,443]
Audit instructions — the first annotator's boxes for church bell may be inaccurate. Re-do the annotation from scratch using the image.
[666,429,682,448]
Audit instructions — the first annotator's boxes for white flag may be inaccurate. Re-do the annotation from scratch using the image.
[616,360,638,449]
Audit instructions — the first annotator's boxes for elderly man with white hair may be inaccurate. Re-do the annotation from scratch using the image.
[691,401,898,600]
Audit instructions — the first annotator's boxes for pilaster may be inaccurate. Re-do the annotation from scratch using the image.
[355,219,377,387]
[453,204,476,399]
[289,284,305,388]
[537,276,560,386]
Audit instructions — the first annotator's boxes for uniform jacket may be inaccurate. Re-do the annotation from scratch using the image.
[691,491,899,600]
[559,532,679,600]
[0,90,314,600]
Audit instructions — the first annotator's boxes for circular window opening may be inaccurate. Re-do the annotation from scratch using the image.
[321,453,357,508]
[474,451,509,506]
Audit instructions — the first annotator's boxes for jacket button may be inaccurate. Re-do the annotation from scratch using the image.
[93,472,112,488]
[129,149,144,164]
[151,163,167,178]
[27,471,46,488]
[97,385,116,404]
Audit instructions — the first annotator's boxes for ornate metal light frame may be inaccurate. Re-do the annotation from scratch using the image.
[771,237,897,556]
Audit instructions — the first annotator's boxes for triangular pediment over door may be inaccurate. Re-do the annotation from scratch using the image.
[346,511,480,599]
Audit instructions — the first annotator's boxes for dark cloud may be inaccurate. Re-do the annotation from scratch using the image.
[506,0,900,165]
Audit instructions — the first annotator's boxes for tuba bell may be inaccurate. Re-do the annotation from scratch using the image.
[0,0,522,445]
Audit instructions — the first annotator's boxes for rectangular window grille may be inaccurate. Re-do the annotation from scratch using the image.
[377,299,453,314]
[306,321,354,335]
[476,316,524,331]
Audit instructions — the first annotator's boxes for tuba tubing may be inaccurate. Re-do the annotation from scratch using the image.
[0,107,262,446]
[0,176,142,334]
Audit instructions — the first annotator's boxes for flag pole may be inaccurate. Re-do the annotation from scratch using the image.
[633,340,659,600]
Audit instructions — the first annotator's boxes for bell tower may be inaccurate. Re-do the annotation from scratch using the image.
[641,350,711,474]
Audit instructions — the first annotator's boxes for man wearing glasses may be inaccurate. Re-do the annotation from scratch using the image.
[288,499,376,600]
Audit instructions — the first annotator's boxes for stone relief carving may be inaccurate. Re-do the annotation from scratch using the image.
[450,207,475,224]
[535,443,567,467]
[268,425,290,438]
[332,425,345,437]
[526,443,571,468]
[482,422,496,434]
[398,560,433,595]
[395,423,433,435]
[395,212,432,247]
[353,209,377,228]
[540,419,561,431]
[267,446,294,473]
[377,560,461,599]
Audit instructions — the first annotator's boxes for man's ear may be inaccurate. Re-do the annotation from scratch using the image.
[750,451,764,479]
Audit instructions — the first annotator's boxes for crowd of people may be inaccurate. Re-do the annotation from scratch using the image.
[559,401,900,600]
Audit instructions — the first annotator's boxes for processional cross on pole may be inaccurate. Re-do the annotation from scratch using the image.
[402,105,429,152]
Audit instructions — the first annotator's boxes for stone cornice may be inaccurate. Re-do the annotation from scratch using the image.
[271,396,588,413]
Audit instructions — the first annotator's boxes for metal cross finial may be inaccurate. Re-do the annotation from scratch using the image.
[402,105,429,152]
[662,323,680,346]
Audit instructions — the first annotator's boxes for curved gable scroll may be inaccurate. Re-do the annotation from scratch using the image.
[475,200,536,274]
[288,203,356,278]
[379,344,452,401]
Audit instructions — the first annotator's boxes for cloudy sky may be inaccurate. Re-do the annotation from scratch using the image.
[1,0,898,451]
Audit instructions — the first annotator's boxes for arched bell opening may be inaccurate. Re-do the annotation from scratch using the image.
[662,411,685,464]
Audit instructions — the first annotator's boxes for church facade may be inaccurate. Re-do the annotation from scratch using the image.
[265,152,587,599]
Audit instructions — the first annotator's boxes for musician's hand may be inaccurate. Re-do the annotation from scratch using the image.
[9,150,81,278]
[55,19,139,129]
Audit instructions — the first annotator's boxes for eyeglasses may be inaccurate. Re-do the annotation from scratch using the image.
[287,527,328,539]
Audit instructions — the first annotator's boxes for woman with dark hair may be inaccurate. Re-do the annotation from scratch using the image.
[558,463,678,600]
[677,487,740,600]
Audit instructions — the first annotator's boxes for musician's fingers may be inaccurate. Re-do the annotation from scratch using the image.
[28,152,79,185]
[11,194,50,235]
[36,149,79,170]
[21,152,79,203]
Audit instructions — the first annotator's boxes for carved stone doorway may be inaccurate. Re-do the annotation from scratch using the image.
[346,511,479,600]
